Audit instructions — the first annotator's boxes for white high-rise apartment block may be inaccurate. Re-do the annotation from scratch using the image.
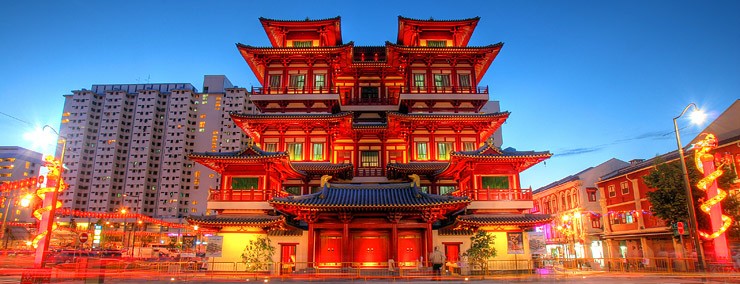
[58,75,255,221]
[0,146,43,224]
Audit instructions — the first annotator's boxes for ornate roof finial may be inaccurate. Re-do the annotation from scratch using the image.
[486,136,495,148]
[321,175,332,188]
[408,174,420,188]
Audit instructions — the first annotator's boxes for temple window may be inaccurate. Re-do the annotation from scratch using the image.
[608,185,616,197]
[360,151,379,167]
[312,143,324,160]
[285,186,301,195]
[292,40,313,47]
[458,74,471,88]
[439,185,456,195]
[433,74,451,87]
[310,186,321,193]
[360,87,379,100]
[481,176,509,190]
[314,74,326,89]
[263,143,277,152]
[462,142,476,151]
[413,74,426,88]
[415,142,428,160]
[620,181,629,195]
[286,143,303,161]
[436,142,453,160]
[420,186,429,193]
[289,75,305,89]
[269,75,282,89]
[231,177,259,190]
[426,40,447,47]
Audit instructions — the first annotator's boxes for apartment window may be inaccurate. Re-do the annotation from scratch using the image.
[591,216,601,228]
[269,75,281,88]
[437,142,453,160]
[434,74,451,87]
[587,188,597,202]
[415,142,428,160]
[286,143,303,161]
[427,40,446,47]
[608,185,616,197]
[439,186,456,195]
[289,75,305,89]
[458,74,471,88]
[620,181,629,195]
[462,142,476,152]
[413,74,425,87]
[263,143,277,152]
[481,176,509,189]
[360,151,379,167]
[293,41,312,47]
[312,143,324,161]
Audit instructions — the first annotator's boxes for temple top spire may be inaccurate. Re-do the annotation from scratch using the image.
[259,16,343,48]
[397,16,480,47]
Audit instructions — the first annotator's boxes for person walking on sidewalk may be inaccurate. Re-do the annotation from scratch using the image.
[429,246,446,276]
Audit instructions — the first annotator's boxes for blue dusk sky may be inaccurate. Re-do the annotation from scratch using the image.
[1,1,738,189]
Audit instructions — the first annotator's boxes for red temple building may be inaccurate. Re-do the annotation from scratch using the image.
[188,16,552,271]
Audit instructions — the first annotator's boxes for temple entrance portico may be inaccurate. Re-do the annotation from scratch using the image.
[313,224,427,268]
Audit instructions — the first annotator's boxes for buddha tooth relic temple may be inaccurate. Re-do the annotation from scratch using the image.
[188,16,553,269]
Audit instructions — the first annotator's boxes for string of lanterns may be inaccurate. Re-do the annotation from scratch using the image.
[694,133,733,239]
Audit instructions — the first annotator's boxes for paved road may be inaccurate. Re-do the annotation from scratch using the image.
[12,274,728,284]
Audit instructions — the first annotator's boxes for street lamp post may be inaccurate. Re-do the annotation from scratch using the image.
[673,103,706,271]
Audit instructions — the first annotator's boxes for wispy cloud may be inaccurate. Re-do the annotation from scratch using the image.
[555,146,604,157]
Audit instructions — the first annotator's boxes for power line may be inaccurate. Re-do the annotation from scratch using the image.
[0,111,32,126]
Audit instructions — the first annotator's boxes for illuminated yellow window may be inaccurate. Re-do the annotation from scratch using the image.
[199,121,206,128]
[200,114,207,119]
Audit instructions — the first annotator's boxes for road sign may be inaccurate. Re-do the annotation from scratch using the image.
[79,233,89,243]
[677,222,685,235]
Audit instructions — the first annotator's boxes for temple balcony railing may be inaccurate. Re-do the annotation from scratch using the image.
[209,188,271,202]
[356,167,383,177]
[252,86,339,95]
[402,85,488,94]
[451,187,533,201]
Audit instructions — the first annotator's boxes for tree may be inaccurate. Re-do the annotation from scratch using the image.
[463,230,497,272]
[643,158,739,238]
[241,236,275,271]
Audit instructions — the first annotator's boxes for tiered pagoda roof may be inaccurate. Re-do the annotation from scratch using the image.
[396,16,480,47]
[188,214,286,230]
[270,182,470,213]
[453,213,553,229]
[259,16,343,47]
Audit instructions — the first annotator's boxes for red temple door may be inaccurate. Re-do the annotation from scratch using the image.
[397,231,422,267]
[317,231,342,267]
[352,231,388,267]
[280,244,296,274]
[444,242,460,262]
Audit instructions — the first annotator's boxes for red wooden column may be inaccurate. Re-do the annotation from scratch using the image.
[388,212,402,264]
[304,211,319,267]
[339,212,352,267]
[353,135,360,176]
[379,134,387,176]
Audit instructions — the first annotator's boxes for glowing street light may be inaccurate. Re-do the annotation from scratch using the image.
[673,103,706,271]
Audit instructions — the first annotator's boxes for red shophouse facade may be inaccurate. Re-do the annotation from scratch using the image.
[596,133,740,262]
[188,16,552,270]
